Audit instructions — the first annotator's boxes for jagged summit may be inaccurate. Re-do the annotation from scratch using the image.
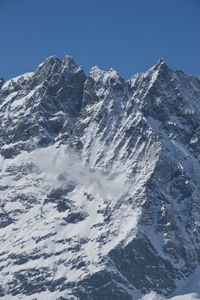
[152,58,172,76]
[0,55,200,300]
[128,58,171,89]
[41,54,61,64]
[154,57,166,67]
[35,55,61,74]
[89,64,102,79]
[0,55,86,158]
[28,55,84,81]
[63,54,79,69]
[89,64,120,82]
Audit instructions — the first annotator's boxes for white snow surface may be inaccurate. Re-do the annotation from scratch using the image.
[1,56,200,299]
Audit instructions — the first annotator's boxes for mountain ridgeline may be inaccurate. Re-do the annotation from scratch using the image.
[0,56,200,299]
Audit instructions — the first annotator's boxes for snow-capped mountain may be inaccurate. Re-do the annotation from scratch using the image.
[0,55,200,300]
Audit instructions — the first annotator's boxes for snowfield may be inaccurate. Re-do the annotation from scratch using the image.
[0,55,200,299]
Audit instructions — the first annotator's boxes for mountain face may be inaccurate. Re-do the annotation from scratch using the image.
[0,56,200,300]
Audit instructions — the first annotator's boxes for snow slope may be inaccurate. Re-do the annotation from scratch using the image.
[0,56,200,299]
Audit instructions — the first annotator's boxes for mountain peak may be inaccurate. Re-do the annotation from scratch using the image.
[155,57,165,65]
[37,55,61,69]
[62,55,83,73]
[89,65,102,80]
[1,55,200,300]
[45,55,60,62]
[36,55,83,75]
[89,65,119,85]
[63,55,75,64]
[153,57,170,73]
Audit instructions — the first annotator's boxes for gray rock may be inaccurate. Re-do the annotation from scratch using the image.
[1,56,200,299]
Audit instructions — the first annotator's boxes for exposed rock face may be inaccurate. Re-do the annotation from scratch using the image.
[0,56,200,299]
[0,56,86,158]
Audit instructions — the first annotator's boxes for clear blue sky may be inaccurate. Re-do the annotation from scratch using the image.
[0,0,200,80]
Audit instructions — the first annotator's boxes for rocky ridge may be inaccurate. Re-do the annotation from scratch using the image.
[0,56,200,299]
